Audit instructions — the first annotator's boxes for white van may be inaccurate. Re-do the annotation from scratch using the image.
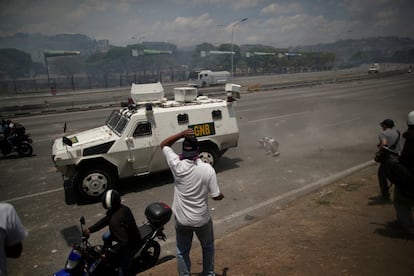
[52,82,240,201]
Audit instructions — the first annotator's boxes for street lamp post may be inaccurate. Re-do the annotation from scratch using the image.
[231,18,248,79]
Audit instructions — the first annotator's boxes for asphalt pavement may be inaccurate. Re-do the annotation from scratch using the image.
[140,162,414,276]
[3,67,413,275]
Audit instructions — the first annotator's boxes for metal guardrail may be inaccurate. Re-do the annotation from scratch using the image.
[206,69,406,96]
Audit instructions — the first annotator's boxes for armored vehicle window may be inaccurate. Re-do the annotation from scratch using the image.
[106,110,121,130]
[212,110,222,120]
[106,110,129,136]
[177,114,189,124]
[133,122,152,137]
[114,117,129,135]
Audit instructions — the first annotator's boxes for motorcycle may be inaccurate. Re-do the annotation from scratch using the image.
[54,202,172,276]
[0,133,33,157]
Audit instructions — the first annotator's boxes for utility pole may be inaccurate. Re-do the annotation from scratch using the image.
[231,18,248,79]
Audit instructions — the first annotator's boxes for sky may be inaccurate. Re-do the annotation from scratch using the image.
[1,0,413,48]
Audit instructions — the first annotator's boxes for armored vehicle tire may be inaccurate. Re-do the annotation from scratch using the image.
[72,165,115,201]
[133,240,160,273]
[199,145,219,167]
[201,81,207,88]
[17,142,33,157]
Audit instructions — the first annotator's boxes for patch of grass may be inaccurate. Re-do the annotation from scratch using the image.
[247,84,261,92]
[317,197,331,205]
[315,181,364,205]
[316,189,335,205]
[342,182,364,192]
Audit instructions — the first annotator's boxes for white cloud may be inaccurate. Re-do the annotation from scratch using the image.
[171,0,259,9]
[0,0,413,47]
[169,13,214,31]
[260,3,304,15]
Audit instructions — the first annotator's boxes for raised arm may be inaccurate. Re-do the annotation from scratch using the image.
[160,129,195,148]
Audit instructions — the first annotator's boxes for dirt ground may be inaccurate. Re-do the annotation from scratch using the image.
[141,164,414,276]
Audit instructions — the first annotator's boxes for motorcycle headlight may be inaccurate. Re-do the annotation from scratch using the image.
[93,245,102,254]
[65,249,82,270]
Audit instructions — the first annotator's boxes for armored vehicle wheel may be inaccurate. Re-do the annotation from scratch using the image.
[199,145,219,166]
[73,165,115,201]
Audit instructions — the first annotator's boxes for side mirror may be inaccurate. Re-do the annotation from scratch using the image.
[80,216,85,225]
[62,136,73,147]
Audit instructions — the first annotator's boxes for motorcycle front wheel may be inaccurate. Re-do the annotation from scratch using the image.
[132,240,160,273]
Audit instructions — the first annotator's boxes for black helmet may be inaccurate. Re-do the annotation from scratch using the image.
[102,189,121,210]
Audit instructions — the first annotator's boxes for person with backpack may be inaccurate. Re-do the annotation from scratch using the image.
[375,118,401,201]
[388,111,414,235]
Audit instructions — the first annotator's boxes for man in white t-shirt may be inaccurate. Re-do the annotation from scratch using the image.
[161,129,224,276]
[0,203,28,276]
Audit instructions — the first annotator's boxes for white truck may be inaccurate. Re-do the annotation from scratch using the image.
[188,70,231,88]
[52,82,240,201]
[368,63,380,74]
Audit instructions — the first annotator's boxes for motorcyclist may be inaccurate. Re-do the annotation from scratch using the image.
[10,122,25,137]
[1,120,25,143]
[0,120,5,133]
[1,120,13,152]
[0,120,5,140]
[83,190,141,276]
[1,120,12,137]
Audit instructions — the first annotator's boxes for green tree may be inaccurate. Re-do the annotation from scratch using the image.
[192,43,216,69]
[52,56,84,75]
[0,48,37,78]
[85,46,132,74]
[243,46,279,74]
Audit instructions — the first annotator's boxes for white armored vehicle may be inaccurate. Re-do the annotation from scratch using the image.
[52,82,240,201]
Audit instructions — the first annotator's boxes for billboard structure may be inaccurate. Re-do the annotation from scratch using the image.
[44,50,81,83]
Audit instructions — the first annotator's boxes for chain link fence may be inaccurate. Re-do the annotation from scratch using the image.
[0,70,188,96]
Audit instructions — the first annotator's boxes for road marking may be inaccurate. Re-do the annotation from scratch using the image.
[215,160,374,225]
[4,160,374,240]
[159,160,376,254]
[3,187,64,203]
[247,111,308,123]
[317,117,360,130]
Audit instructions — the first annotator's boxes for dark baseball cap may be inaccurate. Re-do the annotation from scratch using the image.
[182,136,199,159]
[380,118,394,128]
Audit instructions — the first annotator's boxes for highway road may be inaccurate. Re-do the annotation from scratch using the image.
[2,73,414,275]
[0,65,403,117]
